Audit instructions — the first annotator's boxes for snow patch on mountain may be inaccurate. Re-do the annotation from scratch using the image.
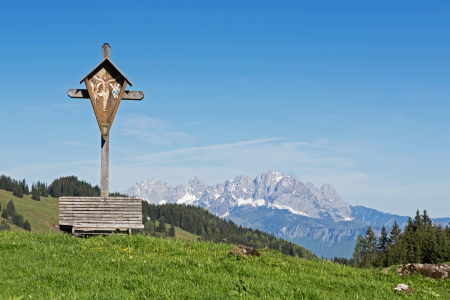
[177,192,197,205]
[269,204,310,217]
[252,199,266,207]
[237,198,253,206]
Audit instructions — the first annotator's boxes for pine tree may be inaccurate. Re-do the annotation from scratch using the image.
[435,226,450,263]
[158,216,166,233]
[21,179,29,195]
[169,222,175,237]
[388,220,401,246]
[377,225,388,266]
[413,210,424,262]
[403,218,418,263]
[144,219,155,233]
[23,220,31,232]
[183,214,192,232]
[142,211,148,225]
[6,200,15,218]
[422,218,433,263]
[31,183,40,201]
[360,226,377,267]
[15,184,23,198]
[1,209,8,220]
[52,181,62,198]
[422,210,432,227]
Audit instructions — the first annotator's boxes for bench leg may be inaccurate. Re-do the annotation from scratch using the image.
[128,229,131,235]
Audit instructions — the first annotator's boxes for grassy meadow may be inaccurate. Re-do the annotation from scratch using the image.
[0,189,198,241]
[1,231,449,299]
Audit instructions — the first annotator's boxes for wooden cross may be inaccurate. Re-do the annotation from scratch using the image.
[68,43,144,199]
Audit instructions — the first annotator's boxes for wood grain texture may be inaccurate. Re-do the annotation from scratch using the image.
[106,81,126,138]
[59,197,143,230]
[84,79,103,134]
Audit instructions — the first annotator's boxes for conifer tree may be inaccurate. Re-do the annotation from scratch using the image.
[144,219,155,233]
[22,179,29,195]
[14,184,23,198]
[435,226,450,263]
[403,218,417,263]
[23,220,31,232]
[169,222,175,237]
[360,226,377,267]
[142,211,148,225]
[31,183,40,201]
[6,200,15,218]
[388,220,401,246]
[158,216,166,233]
[422,210,432,228]
[412,210,424,262]
[377,225,388,266]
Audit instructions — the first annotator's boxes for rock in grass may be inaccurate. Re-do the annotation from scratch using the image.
[394,284,414,294]
[397,263,450,280]
[229,245,261,258]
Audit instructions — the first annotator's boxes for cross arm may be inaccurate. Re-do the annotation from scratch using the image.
[68,89,144,100]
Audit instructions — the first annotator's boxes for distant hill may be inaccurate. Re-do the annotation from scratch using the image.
[143,202,317,260]
[0,189,60,233]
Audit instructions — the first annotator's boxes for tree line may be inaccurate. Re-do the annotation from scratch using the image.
[330,257,353,266]
[140,202,317,260]
[0,175,30,199]
[0,174,125,199]
[0,201,31,231]
[353,210,450,268]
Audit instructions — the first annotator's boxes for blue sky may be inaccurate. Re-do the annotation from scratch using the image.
[1,1,450,217]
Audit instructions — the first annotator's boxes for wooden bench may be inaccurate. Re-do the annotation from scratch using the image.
[59,197,144,235]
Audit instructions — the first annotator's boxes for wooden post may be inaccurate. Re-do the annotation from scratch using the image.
[102,43,110,60]
[101,135,109,199]
[100,42,110,199]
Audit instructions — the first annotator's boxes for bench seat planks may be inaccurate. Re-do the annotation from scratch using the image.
[59,197,144,234]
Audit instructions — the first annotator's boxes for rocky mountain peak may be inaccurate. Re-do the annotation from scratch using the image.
[123,171,352,221]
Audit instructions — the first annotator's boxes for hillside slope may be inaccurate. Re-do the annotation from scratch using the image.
[0,189,60,233]
[1,231,448,299]
[0,189,198,240]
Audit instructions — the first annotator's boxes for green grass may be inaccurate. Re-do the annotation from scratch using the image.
[0,231,449,299]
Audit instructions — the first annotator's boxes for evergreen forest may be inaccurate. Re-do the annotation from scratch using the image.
[141,202,316,260]
[1,174,126,199]
[354,210,450,268]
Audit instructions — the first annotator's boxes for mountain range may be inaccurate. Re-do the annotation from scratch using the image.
[122,171,450,258]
